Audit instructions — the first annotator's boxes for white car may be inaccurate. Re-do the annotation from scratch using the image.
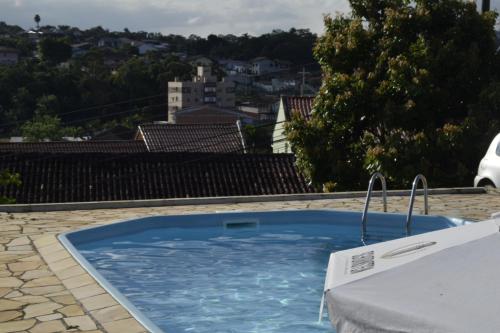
[474,133,500,188]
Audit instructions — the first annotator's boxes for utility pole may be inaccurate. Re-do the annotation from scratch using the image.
[298,67,310,96]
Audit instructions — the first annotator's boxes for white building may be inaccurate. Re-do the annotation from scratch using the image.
[219,59,250,75]
[272,96,314,153]
[250,57,291,75]
[168,66,236,122]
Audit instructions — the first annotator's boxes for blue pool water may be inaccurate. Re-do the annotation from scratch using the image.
[63,210,467,333]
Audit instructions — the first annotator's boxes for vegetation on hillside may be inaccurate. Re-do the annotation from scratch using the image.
[286,0,500,190]
[0,22,317,140]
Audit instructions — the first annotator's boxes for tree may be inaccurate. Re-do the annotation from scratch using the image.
[286,0,500,190]
[34,14,40,30]
[0,170,21,204]
[21,95,78,142]
[38,38,72,64]
[242,124,273,153]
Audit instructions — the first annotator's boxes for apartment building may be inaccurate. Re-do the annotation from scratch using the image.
[167,66,236,122]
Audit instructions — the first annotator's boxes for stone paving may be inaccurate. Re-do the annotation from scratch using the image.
[1,192,500,332]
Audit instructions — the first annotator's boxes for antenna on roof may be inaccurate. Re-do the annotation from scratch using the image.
[298,67,310,97]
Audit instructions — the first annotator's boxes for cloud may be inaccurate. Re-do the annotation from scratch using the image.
[1,0,351,36]
[187,17,201,26]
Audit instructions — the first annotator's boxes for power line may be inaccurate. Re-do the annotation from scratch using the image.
[0,93,167,130]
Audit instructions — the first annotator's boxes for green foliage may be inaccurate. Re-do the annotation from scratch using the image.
[242,124,273,153]
[20,94,79,142]
[39,38,72,64]
[0,170,21,204]
[286,0,500,190]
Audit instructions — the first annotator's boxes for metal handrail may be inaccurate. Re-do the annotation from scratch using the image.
[406,174,429,236]
[361,172,388,242]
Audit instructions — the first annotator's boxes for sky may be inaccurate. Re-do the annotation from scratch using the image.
[1,0,352,36]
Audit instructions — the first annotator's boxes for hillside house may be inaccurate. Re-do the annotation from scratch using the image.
[272,96,314,153]
[97,37,120,48]
[251,57,291,75]
[133,41,170,55]
[0,46,19,65]
[219,59,250,74]
[71,42,92,58]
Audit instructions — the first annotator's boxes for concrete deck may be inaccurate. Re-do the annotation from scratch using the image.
[1,191,499,333]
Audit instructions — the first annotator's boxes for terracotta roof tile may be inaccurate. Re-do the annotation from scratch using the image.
[0,153,313,203]
[0,141,147,153]
[282,96,315,120]
[139,123,245,153]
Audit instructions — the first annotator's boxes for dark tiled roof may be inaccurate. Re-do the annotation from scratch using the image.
[283,96,315,120]
[0,141,147,153]
[0,153,313,203]
[138,123,245,153]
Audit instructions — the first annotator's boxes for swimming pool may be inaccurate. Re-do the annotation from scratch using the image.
[60,209,469,333]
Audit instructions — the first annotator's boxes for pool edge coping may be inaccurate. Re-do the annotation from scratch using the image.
[0,187,486,213]
[57,232,163,333]
[34,234,152,333]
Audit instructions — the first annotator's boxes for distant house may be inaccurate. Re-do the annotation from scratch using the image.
[97,37,120,48]
[136,122,246,153]
[0,152,312,203]
[272,96,314,153]
[0,47,19,65]
[251,57,291,76]
[237,101,279,122]
[168,105,257,125]
[134,41,169,55]
[219,59,250,75]
[253,79,296,93]
[71,42,92,58]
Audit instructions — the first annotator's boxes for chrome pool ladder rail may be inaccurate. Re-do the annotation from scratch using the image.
[405,174,429,236]
[361,172,388,242]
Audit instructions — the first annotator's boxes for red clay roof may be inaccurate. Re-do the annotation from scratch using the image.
[0,153,313,203]
[282,96,315,120]
[138,123,245,153]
